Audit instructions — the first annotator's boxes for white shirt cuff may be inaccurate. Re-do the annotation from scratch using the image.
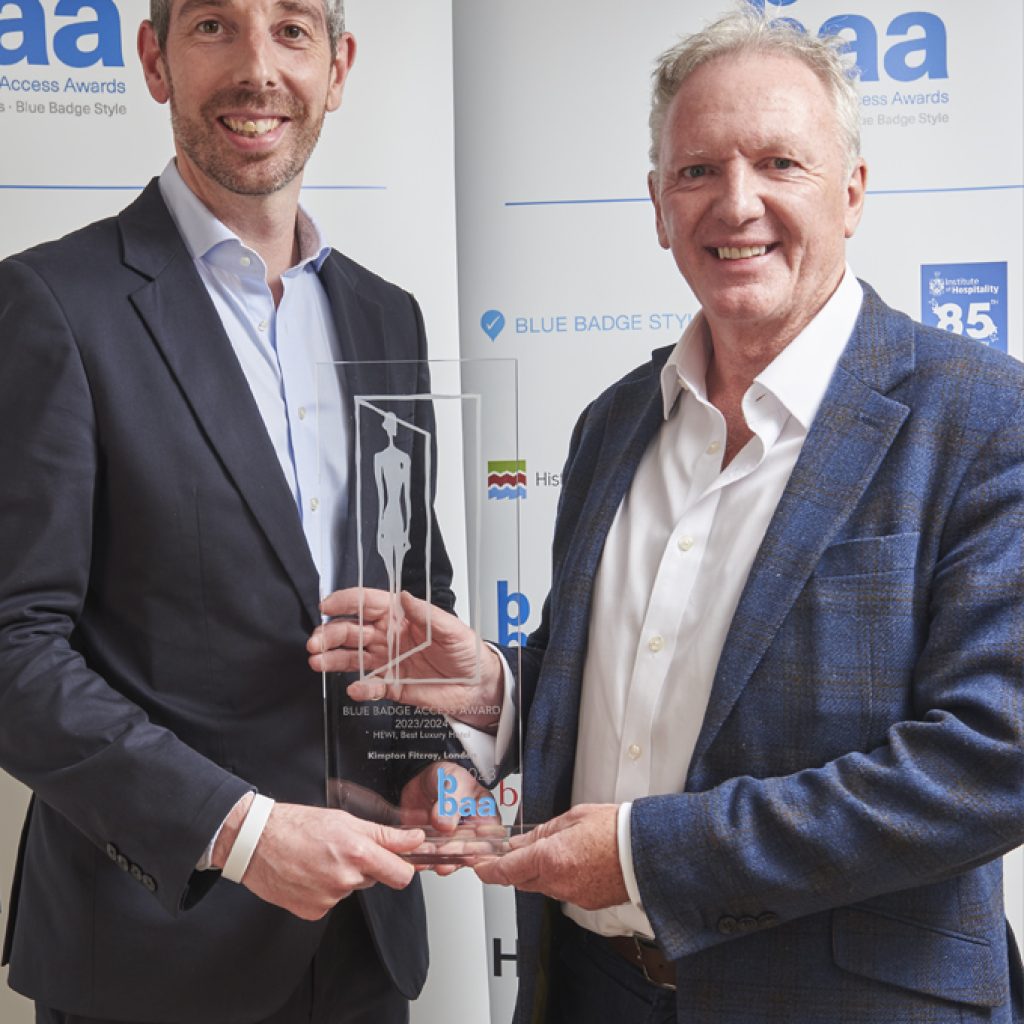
[196,790,254,871]
[445,644,516,786]
[617,801,644,910]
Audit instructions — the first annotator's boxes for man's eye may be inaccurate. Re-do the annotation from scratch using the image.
[682,166,707,180]
[772,158,795,170]
[281,24,307,40]
[196,20,221,35]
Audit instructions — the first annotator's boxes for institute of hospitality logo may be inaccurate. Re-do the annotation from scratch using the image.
[487,461,526,501]
[921,263,1007,353]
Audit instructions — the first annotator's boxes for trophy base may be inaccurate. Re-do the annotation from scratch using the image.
[402,824,523,865]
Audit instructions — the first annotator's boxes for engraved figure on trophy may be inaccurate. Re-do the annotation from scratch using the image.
[374,412,412,680]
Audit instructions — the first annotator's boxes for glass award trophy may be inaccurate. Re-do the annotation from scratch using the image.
[317,359,523,862]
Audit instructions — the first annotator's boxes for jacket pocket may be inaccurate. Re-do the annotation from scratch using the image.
[815,532,920,578]
[832,904,1005,1008]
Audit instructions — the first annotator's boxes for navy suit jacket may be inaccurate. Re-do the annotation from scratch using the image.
[0,181,453,1022]
[513,285,1024,1023]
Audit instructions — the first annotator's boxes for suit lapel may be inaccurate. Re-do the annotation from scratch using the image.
[315,257,396,590]
[120,182,321,627]
[690,286,914,768]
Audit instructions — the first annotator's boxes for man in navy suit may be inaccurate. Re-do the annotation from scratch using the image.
[0,2,466,1022]
[323,8,1024,1023]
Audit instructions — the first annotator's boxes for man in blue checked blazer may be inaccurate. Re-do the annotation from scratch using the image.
[468,11,1024,1024]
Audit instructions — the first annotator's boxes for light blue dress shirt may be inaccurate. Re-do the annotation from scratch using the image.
[159,161,346,596]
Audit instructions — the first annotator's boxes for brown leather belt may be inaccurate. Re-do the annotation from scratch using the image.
[605,935,677,989]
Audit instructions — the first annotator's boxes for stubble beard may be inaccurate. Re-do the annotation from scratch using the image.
[167,76,326,197]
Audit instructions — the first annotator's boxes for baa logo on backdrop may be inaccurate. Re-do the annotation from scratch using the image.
[748,0,951,126]
[0,1,128,120]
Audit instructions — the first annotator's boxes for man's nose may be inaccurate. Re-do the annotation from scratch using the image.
[231,26,278,89]
[715,165,765,226]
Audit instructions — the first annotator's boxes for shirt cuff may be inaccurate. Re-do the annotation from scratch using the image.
[445,644,516,786]
[617,801,644,910]
[196,790,254,871]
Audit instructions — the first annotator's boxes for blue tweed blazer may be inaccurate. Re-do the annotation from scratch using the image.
[512,283,1024,1023]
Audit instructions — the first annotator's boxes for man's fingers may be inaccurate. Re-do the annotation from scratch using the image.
[320,587,393,619]
[307,619,379,659]
[474,846,534,887]
[355,824,425,889]
[345,680,392,701]
[373,823,427,853]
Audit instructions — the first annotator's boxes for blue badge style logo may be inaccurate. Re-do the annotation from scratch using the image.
[921,263,1007,353]
[480,309,506,342]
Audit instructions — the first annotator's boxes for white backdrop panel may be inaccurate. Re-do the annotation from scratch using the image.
[453,1,1023,1017]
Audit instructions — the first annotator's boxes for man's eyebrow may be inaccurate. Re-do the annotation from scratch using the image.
[277,0,326,19]
[174,0,229,21]
[173,0,327,25]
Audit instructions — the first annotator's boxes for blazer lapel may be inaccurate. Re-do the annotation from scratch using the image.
[690,286,915,769]
[119,182,321,627]
[315,256,397,590]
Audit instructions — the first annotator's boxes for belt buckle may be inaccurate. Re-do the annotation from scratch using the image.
[631,936,676,991]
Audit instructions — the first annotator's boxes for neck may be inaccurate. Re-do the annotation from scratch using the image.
[176,160,303,306]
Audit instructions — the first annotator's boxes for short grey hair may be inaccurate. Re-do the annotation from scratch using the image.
[650,6,862,177]
[149,0,346,54]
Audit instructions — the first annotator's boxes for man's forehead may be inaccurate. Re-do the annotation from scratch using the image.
[680,52,826,99]
[171,0,327,22]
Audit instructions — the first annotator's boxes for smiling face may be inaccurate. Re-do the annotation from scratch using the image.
[649,51,866,348]
[139,0,353,205]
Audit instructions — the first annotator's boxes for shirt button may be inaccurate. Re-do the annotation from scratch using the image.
[257,320,268,332]
[706,441,721,455]
[310,498,320,512]
[648,635,664,653]
[678,536,695,552]
[627,744,642,760]
[239,256,251,268]
[298,406,307,421]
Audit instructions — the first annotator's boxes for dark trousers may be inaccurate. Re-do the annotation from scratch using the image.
[546,916,677,1024]
[36,896,407,1024]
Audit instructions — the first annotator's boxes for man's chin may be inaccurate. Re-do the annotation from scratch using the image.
[203,163,304,198]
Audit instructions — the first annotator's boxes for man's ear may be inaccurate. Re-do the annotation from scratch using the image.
[649,171,670,250]
[138,21,170,105]
[844,158,868,239]
[325,32,357,113]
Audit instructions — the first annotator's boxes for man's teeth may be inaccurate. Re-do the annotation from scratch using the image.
[716,245,769,260]
[223,117,281,137]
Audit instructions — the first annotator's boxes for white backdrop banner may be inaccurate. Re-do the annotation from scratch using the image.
[452,0,1022,1018]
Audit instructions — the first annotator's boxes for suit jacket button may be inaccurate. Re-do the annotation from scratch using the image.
[105,842,119,862]
[130,864,143,883]
[116,854,130,872]
[737,916,759,934]
[142,874,157,893]
[717,916,738,935]
[757,912,779,929]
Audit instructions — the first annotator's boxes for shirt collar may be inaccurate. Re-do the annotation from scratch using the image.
[660,266,864,431]
[157,159,332,274]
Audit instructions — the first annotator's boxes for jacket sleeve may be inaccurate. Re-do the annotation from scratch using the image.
[0,257,252,916]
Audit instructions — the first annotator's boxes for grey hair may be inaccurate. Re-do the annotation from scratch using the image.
[649,6,862,178]
[149,1,346,54]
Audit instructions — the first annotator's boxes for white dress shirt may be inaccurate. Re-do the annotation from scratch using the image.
[565,269,864,938]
